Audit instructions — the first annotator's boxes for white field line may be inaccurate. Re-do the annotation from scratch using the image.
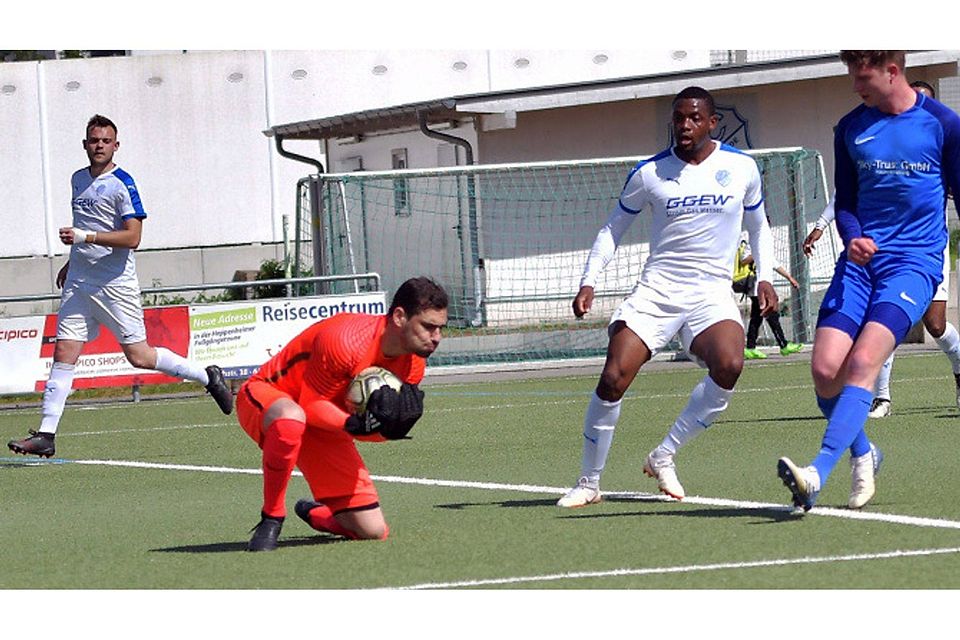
[63,422,235,437]
[0,370,953,421]
[11,457,960,589]
[388,546,960,590]
[28,458,960,531]
[21,371,943,436]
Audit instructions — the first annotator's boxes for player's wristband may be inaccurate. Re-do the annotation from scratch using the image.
[72,228,95,244]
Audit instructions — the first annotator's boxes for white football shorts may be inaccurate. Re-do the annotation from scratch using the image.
[57,280,147,344]
[609,281,743,367]
[934,245,950,302]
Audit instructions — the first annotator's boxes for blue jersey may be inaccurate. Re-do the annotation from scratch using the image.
[834,92,960,273]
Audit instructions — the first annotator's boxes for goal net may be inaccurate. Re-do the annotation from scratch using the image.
[297,148,838,367]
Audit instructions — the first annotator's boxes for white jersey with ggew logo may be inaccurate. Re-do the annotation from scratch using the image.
[68,166,147,288]
[581,141,774,295]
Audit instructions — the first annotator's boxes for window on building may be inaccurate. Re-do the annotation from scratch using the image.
[392,148,410,216]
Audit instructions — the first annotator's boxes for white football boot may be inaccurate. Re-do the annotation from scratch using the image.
[848,442,884,509]
[557,476,601,508]
[867,398,891,418]
[643,449,685,500]
[777,457,821,512]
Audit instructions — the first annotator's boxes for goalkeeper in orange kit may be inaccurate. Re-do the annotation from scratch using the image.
[237,277,448,551]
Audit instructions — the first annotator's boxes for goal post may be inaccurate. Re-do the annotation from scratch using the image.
[297,148,839,367]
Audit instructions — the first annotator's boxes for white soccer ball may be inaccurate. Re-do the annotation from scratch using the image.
[346,366,402,414]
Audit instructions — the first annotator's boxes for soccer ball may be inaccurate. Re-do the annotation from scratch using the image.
[346,366,402,414]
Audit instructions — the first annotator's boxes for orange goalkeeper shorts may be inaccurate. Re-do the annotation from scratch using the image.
[237,380,380,513]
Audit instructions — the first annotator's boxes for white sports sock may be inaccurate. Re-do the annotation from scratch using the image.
[658,375,733,455]
[874,353,893,401]
[38,362,76,435]
[154,347,209,385]
[579,392,621,484]
[934,323,960,375]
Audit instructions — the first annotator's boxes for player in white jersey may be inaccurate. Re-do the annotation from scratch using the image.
[7,115,233,459]
[557,87,779,507]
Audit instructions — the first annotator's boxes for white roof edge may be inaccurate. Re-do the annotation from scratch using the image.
[318,147,810,179]
[458,50,960,115]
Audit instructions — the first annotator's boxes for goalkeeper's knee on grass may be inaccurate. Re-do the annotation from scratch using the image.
[303,502,390,540]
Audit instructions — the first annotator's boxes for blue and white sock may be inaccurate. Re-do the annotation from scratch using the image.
[658,375,732,455]
[154,347,209,385]
[579,392,621,485]
[38,362,76,435]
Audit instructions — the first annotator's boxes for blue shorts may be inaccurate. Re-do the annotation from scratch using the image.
[817,253,940,344]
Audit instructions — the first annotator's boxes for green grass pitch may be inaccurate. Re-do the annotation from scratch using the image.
[3,351,960,598]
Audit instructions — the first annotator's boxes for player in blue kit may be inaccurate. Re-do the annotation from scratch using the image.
[801,81,960,420]
[778,51,960,511]
[7,115,233,459]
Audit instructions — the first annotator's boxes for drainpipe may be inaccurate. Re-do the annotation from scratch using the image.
[274,134,325,174]
[417,110,484,327]
[274,134,326,291]
[417,109,473,166]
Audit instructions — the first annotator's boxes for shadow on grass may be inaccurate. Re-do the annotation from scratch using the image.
[151,534,343,554]
[435,495,803,524]
[719,414,823,425]
[562,504,802,524]
[888,406,960,420]
[721,404,957,425]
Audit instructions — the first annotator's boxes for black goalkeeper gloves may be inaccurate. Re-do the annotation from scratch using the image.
[344,382,425,440]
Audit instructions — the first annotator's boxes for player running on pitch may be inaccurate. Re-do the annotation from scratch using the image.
[778,51,960,511]
[238,276,447,551]
[802,81,960,422]
[558,86,778,507]
[7,114,233,459]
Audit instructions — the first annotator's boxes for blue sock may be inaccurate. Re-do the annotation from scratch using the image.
[811,385,874,487]
[816,394,838,419]
[818,392,870,457]
[849,430,871,458]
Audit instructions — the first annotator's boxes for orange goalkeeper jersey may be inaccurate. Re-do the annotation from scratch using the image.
[249,313,425,427]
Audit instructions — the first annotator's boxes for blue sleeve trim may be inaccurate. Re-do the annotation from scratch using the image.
[744,197,764,211]
[621,150,667,188]
[621,164,643,190]
[112,167,147,217]
[719,142,749,155]
[617,150,667,214]
[649,148,674,162]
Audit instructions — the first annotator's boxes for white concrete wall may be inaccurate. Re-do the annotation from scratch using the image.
[485,49,709,92]
[0,62,48,257]
[0,48,713,266]
[39,52,274,251]
[4,49,956,320]
[267,50,491,122]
